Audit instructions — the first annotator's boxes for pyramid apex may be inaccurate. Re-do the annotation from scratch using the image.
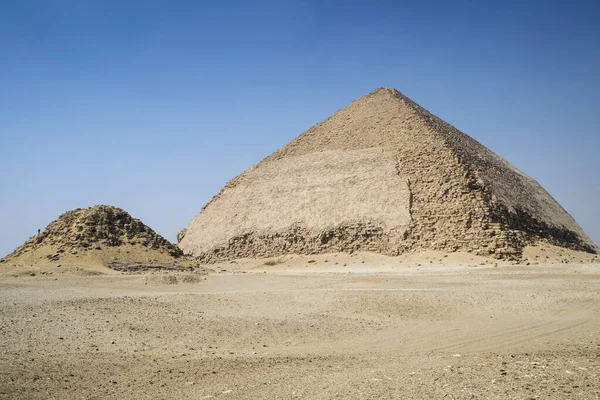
[360,87,415,106]
[367,87,402,96]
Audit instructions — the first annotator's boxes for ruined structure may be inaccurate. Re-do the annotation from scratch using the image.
[1,205,185,269]
[179,88,598,262]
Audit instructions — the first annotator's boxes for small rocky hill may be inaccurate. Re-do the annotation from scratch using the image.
[1,205,191,273]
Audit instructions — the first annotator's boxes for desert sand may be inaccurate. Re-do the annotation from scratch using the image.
[1,248,599,399]
[1,89,598,398]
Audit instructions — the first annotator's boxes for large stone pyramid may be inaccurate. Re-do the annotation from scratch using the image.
[179,88,598,262]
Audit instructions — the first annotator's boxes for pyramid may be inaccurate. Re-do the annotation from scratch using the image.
[179,88,598,262]
[1,205,187,272]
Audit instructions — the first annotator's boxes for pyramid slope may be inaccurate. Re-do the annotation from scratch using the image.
[400,91,596,249]
[179,88,597,262]
[1,205,186,272]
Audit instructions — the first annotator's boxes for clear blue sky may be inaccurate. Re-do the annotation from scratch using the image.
[1,0,599,256]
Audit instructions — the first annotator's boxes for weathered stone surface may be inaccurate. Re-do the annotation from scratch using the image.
[1,205,183,263]
[176,228,187,244]
[179,88,598,262]
[181,149,411,260]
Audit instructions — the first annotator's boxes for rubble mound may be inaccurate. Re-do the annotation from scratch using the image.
[179,88,598,262]
[1,205,186,272]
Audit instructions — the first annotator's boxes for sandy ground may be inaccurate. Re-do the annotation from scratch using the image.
[1,255,599,399]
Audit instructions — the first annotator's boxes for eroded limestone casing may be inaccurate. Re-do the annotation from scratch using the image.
[179,88,598,262]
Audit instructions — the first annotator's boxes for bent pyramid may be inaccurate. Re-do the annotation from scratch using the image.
[179,88,598,262]
[1,205,186,271]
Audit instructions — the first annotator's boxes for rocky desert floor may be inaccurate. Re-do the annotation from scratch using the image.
[1,255,599,399]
